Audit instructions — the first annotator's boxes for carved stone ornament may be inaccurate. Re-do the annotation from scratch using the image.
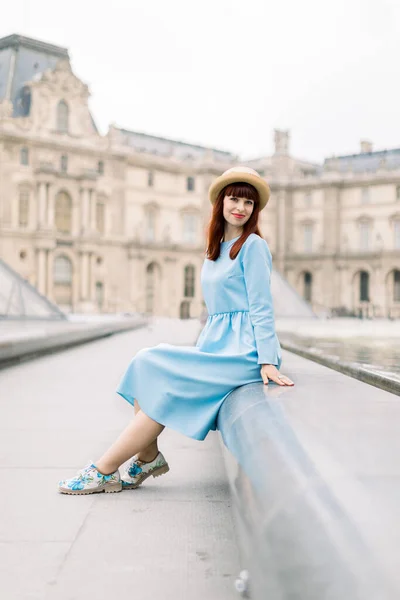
[0,100,13,120]
[35,59,90,99]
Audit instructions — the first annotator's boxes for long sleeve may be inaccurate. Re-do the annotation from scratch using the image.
[241,236,281,366]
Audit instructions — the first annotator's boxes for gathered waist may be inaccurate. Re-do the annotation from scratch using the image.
[208,310,249,317]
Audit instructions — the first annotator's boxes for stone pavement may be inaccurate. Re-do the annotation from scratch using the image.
[0,317,240,600]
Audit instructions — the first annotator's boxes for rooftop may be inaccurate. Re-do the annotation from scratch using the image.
[324,146,400,173]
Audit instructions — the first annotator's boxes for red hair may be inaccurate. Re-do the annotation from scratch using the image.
[206,182,263,260]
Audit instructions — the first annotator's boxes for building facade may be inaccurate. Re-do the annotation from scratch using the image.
[0,34,399,318]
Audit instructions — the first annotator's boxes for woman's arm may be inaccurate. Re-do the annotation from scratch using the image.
[242,235,281,366]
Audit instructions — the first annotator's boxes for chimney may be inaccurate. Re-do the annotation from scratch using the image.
[274,129,290,156]
[360,140,373,154]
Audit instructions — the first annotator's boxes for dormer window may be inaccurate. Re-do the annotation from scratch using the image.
[57,100,69,133]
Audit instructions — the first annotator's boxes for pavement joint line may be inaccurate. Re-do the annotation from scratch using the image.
[50,499,95,583]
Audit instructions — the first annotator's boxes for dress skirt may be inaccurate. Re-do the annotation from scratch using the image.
[116,234,282,441]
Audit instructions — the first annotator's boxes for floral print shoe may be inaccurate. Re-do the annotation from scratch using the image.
[58,462,122,495]
[121,451,169,490]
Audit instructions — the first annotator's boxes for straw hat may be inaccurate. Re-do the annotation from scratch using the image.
[208,166,270,211]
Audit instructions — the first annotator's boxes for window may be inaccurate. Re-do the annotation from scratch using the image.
[395,222,400,249]
[396,186,400,202]
[359,222,370,250]
[303,272,312,302]
[96,199,105,234]
[20,147,29,166]
[146,211,156,242]
[97,161,104,175]
[60,155,68,173]
[95,281,104,309]
[359,271,370,302]
[361,187,370,204]
[19,190,29,227]
[394,271,400,302]
[184,265,195,298]
[148,171,154,187]
[180,300,190,319]
[55,191,72,233]
[303,223,313,252]
[54,255,72,284]
[304,191,312,207]
[183,213,198,244]
[187,176,195,192]
[57,100,69,133]
[53,255,73,309]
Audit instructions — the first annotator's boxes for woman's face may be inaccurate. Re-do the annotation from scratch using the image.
[223,195,254,230]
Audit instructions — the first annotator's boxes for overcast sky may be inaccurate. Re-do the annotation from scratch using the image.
[1,0,400,162]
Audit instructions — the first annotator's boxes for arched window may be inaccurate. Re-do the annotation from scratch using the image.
[20,147,29,166]
[18,189,30,227]
[57,100,69,133]
[303,271,312,302]
[55,191,72,233]
[145,262,161,314]
[359,271,370,302]
[394,270,400,303]
[53,255,73,310]
[184,265,195,298]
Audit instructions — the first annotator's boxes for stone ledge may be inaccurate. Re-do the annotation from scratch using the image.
[0,317,148,369]
[280,339,400,396]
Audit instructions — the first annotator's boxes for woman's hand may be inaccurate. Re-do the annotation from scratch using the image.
[260,364,294,386]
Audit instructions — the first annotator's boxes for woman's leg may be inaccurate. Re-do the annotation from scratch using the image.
[95,409,165,475]
[134,399,160,463]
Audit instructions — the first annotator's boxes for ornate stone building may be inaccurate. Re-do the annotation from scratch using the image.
[0,34,399,318]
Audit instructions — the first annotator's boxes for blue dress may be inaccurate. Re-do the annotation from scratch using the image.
[116,233,282,441]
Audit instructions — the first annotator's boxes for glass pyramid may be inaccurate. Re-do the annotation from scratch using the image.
[0,258,66,319]
[271,270,315,318]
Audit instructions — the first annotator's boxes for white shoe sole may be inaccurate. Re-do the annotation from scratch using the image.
[122,464,170,490]
[58,482,122,495]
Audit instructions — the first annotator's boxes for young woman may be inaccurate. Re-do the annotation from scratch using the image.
[58,166,294,495]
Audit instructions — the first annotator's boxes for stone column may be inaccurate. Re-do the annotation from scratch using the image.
[275,189,286,273]
[163,257,177,316]
[36,249,47,295]
[46,250,53,301]
[46,183,54,229]
[80,188,90,234]
[80,252,89,300]
[89,252,96,302]
[37,182,47,229]
[323,187,341,254]
[89,190,97,232]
